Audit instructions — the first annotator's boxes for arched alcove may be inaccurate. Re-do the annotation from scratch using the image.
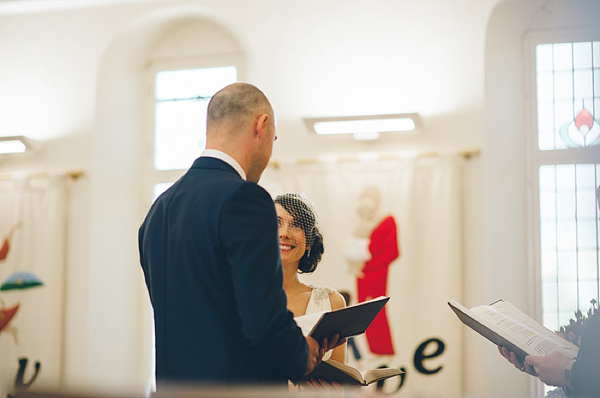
[88,7,244,393]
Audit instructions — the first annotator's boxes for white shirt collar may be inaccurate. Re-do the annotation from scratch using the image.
[200,149,247,180]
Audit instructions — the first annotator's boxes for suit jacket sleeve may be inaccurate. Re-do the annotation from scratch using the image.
[221,182,308,381]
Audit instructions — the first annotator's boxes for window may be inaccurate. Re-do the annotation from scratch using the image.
[145,65,238,202]
[154,66,237,171]
[531,38,600,331]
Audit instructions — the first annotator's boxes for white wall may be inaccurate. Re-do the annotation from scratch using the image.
[1,0,593,396]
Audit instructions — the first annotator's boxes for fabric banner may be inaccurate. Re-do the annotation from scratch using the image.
[0,175,67,397]
[261,154,464,395]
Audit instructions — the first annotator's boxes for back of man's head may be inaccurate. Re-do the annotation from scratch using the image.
[207,83,273,134]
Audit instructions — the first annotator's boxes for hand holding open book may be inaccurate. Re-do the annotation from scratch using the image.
[301,359,403,386]
[295,296,390,340]
[294,296,403,386]
[448,299,579,362]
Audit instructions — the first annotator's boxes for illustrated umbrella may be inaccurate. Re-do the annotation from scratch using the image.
[0,272,43,291]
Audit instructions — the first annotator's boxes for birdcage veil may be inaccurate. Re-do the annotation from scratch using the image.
[274,192,324,273]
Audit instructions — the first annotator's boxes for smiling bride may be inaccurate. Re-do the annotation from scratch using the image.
[274,193,347,369]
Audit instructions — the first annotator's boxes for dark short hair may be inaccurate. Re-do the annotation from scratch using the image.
[274,193,324,274]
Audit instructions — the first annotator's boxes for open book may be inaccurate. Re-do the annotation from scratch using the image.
[448,299,579,362]
[295,296,389,341]
[302,359,403,386]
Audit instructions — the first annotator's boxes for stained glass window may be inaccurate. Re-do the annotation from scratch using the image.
[536,42,600,150]
[535,39,600,332]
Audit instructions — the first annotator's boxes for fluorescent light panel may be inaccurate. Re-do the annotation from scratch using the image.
[0,136,40,154]
[305,114,420,139]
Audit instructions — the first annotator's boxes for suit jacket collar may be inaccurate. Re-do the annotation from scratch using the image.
[200,149,246,180]
[191,156,242,179]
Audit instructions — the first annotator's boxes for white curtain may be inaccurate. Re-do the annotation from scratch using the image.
[0,175,68,397]
[262,154,465,396]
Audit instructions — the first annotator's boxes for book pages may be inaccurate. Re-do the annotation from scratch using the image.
[463,300,578,358]
[294,311,325,336]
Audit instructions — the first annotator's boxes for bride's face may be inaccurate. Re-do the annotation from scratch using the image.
[276,203,308,267]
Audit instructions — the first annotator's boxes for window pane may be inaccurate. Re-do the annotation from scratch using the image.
[574,69,593,98]
[553,43,572,71]
[573,42,592,69]
[536,44,553,72]
[576,164,596,188]
[578,249,598,281]
[556,193,576,220]
[537,72,553,101]
[542,281,558,312]
[541,220,557,249]
[154,100,208,170]
[577,220,597,248]
[543,311,559,331]
[577,188,596,219]
[541,250,558,281]
[557,280,578,310]
[578,281,598,311]
[594,42,600,66]
[153,182,173,201]
[539,165,556,189]
[557,249,577,279]
[156,66,237,100]
[540,190,556,219]
[556,164,575,190]
[554,71,573,99]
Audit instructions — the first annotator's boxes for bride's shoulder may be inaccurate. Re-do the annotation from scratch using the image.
[309,285,346,310]
[328,290,346,310]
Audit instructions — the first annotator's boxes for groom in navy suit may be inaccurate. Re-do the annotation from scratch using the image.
[139,83,336,386]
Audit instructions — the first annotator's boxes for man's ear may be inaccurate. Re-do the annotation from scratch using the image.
[255,113,269,138]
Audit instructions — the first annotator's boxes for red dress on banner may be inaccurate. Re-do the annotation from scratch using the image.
[357,215,399,355]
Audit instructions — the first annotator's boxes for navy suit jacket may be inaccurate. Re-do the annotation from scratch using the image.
[139,156,308,385]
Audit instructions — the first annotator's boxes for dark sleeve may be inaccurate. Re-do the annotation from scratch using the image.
[571,311,600,397]
[221,182,309,381]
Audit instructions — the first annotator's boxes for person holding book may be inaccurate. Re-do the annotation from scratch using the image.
[139,83,339,387]
[498,310,600,397]
[274,193,348,384]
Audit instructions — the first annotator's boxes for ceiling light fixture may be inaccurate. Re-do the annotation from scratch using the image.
[304,113,420,140]
[0,136,41,155]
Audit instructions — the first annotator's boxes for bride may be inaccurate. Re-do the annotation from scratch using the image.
[274,193,347,365]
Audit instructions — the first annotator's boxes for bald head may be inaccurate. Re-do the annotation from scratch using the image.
[207,83,273,135]
[205,83,277,182]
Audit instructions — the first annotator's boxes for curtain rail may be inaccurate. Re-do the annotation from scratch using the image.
[268,148,480,169]
[0,169,84,181]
